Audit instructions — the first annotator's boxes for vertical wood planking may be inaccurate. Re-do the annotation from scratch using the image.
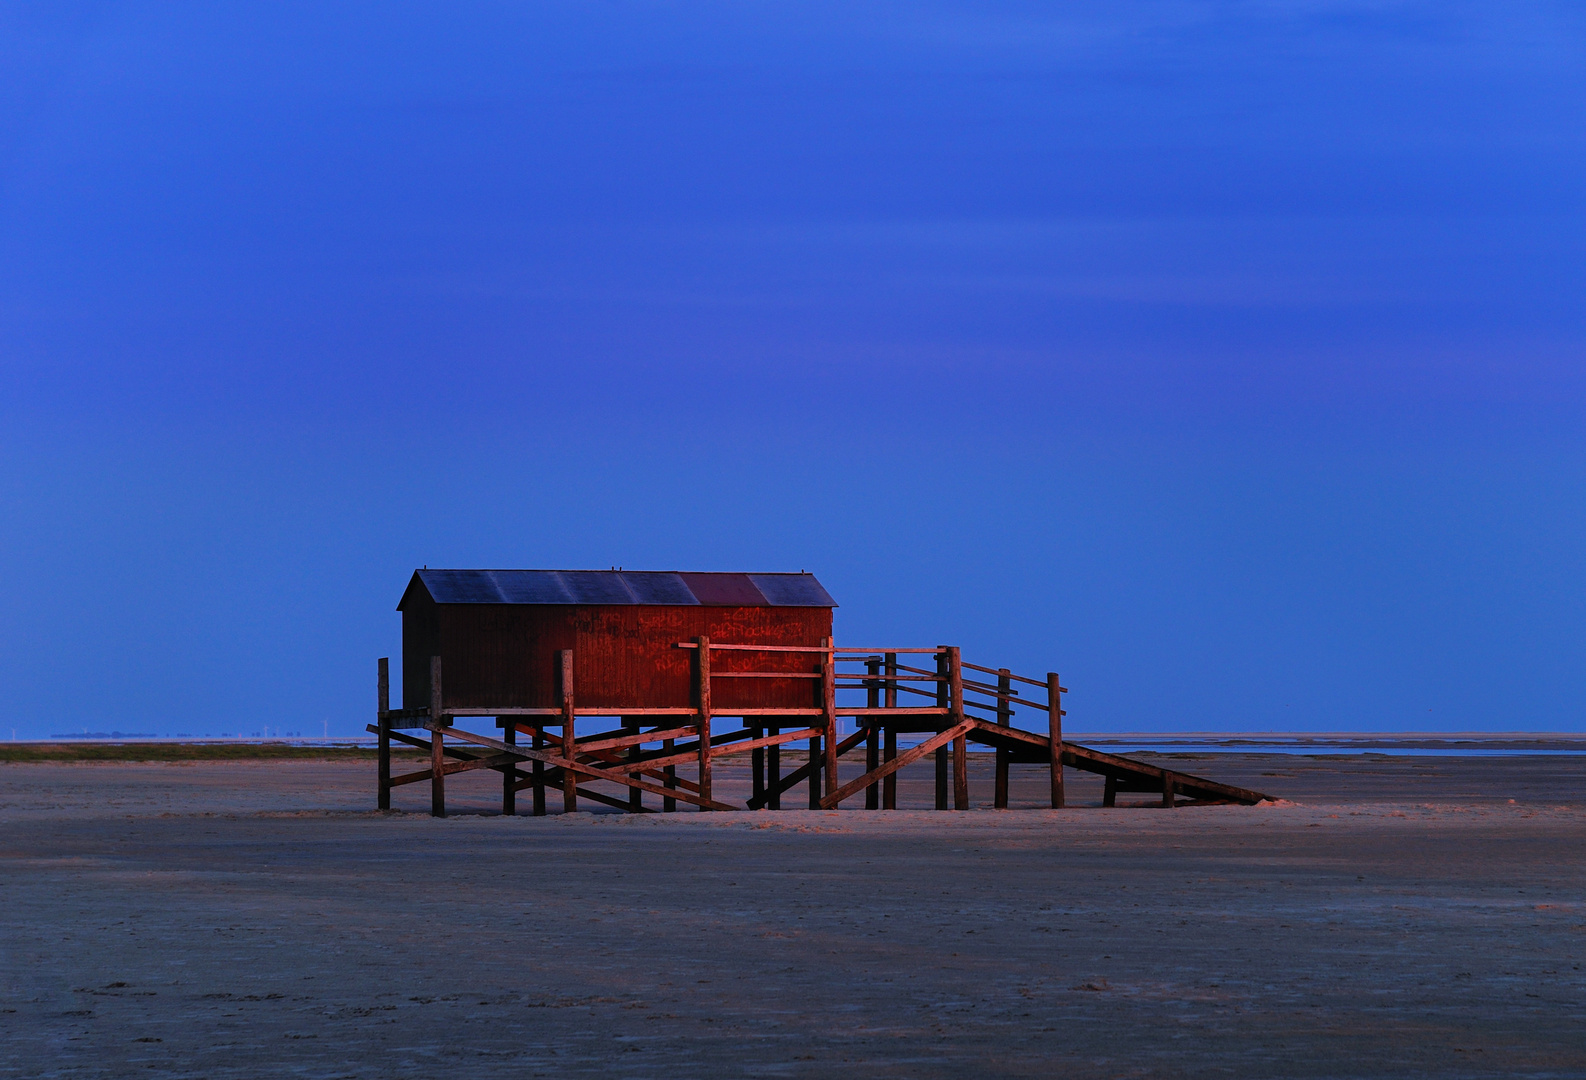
[883,653,898,810]
[561,650,577,813]
[429,655,445,818]
[502,718,516,816]
[934,650,949,811]
[696,636,712,810]
[993,667,1011,809]
[821,637,838,800]
[949,646,968,810]
[377,657,390,811]
[1048,672,1065,809]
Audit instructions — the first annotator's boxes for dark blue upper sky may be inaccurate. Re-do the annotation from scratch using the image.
[3,2,1583,736]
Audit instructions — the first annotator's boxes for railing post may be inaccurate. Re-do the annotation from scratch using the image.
[993,668,1011,809]
[949,646,968,810]
[502,717,516,816]
[561,650,577,813]
[696,636,712,810]
[429,655,445,818]
[821,637,838,802]
[882,653,898,810]
[865,657,880,809]
[377,658,390,811]
[934,650,949,810]
[1048,672,1065,809]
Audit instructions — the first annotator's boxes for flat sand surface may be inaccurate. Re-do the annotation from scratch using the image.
[3,754,1584,1078]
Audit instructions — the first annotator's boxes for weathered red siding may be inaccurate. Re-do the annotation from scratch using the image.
[402,603,832,712]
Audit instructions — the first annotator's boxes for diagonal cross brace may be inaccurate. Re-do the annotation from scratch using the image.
[430,724,739,812]
[819,720,976,810]
[746,727,869,810]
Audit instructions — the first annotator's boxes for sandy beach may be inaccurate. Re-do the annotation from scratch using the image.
[3,753,1583,1078]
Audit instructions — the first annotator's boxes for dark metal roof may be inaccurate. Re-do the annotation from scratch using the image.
[400,570,836,608]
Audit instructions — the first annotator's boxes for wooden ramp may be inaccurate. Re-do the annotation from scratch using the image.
[372,642,1270,816]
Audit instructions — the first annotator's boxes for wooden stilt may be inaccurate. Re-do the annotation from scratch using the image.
[808,734,822,809]
[532,728,546,816]
[750,720,765,808]
[949,646,968,810]
[865,658,880,809]
[1163,773,1176,808]
[1048,672,1066,809]
[429,655,445,818]
[1103,775,1117,808]
[377,658,390,811]
[993,667,1010,809]
[767,724,781,810]
[560,650,577,814]
[625,717,642,812]
[696,636,712,811]
[821,638,838,802]
[502,717,516,816]
[662,737,677,812]
[820,720,974,810]
[935,650,949,811]
[883,653,898,810]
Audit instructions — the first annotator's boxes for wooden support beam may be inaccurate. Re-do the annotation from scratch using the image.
[935,650,949,811]
[561,649,576,814]
[509,723,701,756]
[432,724,740,812]
[821,637,838,801]
[746,728,867,810]
[532,728,546,816]
[807,734,822,809]
[1103,775,1117,808]
[696,635,712,810]
[624,717,642,812]
[662,737,676,812]
[1163,772,1176,809]
[502,717,516,816]
[883,653,898,810]
[750,720,765,807]
[865,658,880,809]
[388,752,522,787]
[429,655,445,818]
[820,720,975,810]
[993,667,1011,809]
[949,646,968,811]
[766,724,781,810]
[1048,672,1066,809]
[377,658,390,811]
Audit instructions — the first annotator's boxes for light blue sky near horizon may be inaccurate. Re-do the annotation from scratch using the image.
[3,2,1584,737]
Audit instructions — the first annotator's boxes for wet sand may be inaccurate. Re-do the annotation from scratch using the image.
[3,754,1583,1078]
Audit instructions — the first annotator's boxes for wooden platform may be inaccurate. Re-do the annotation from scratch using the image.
[370,641,1270,815]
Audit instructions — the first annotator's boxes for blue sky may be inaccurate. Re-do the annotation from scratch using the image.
[3,2,1583,736]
